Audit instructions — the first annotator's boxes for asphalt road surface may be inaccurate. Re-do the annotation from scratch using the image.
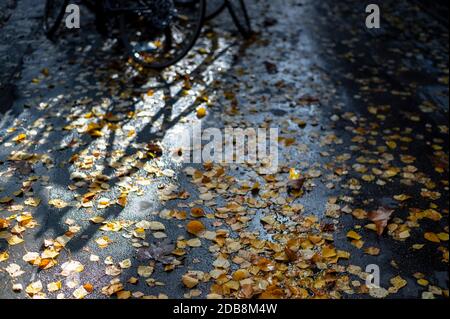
[0,0,448,299]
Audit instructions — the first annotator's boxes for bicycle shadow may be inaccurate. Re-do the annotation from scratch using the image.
[0,12,247,273]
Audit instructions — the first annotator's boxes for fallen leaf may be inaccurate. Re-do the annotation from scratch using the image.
[364,247,380,256]
[322,247,337,258]
[182,274,199,288]
[424,232,440,243]
[25,281,43,296]
[47,281,62,292]
[368,207,394,236]
[347,230,362,240]
[137,265,154,278]
[186,220,205,236]
[48,199,69,209]
[0,252,10,262]
[287,168,305,194]
[0,219,9,229]
[191,207,205,218]
[73,286,89,299]
[197,107,207,119]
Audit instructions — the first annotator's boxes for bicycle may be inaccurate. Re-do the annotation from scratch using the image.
[206,0,252,38]
[43,0,252,69]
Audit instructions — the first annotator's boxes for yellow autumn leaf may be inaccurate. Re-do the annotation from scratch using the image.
[289,168,301,180]
[47,281,62,292]
[100,221,122,232]
[322,247,337,258]
[117,290,131,299]
[25,281,43,295]
[390,276,407,289]
[196,107,207,119]
[0,251,9,262]
[364,247,380,255]
[386,141,397,149]
[13,133,27,142]
[347,230,362,240]
[7,235,24,245]
[417,279,429,286]
[232,269,250,281]
[393,194,411,201]
[354,239,366,249]
[424,232,440,243]
[117,192,128,207]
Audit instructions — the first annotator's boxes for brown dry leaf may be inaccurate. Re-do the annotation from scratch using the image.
[424,232,440,243]
[233,269,250,281]
[101,283,124,296]
[368,207,394,236]
[284,246,298,262]
[0,218,9,229]
[117,192,128,207]
[191,207,205,218]
[83,283,94,293]
[186,220,205,236]
[182,274,199,288]
[423,209,442,221]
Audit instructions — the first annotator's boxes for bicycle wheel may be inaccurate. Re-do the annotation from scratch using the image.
[43,0,69,39]
[206,0,226,20]
[120,0,206,69]
[226,0,252,38]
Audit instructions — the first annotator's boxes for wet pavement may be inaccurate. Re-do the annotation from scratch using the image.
[0,0,448,299]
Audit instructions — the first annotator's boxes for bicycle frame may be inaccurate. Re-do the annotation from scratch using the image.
[82,0,161,16]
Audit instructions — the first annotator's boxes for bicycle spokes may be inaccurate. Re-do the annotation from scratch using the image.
[120,0,205,69]
[227,0,252,38]
[43,0,69,37]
